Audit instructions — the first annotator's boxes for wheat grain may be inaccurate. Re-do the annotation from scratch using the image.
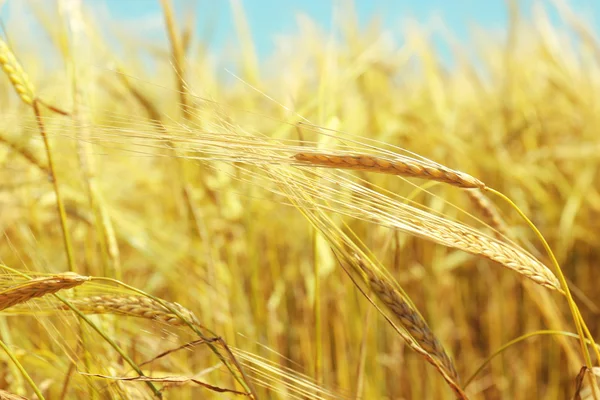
[370,271,458,379]
[59,295,200,326]
[0,39,35,105]
[0,389,28,400]
[0,273,88,311]
[466,189,509,238]
[294,152,484,189]
[291,170,561,291]
[347,255,468,398]
[444,227,559,290]
[355,258,459,381]
[413,215,562,291]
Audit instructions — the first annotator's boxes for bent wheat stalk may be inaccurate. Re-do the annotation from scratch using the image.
[278,175,467,397]
[277,166,562,291]
[0,273,88,311]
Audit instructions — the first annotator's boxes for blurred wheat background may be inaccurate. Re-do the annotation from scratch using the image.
[0,0,599,399]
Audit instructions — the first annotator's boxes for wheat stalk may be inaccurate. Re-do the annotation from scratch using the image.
[294,152,484,189]
[0,39,35,105]
[0,134,49,174]
[58,295,200,326]
[0,273,88,311]
[282,167,562,291]
[276,171,468,396]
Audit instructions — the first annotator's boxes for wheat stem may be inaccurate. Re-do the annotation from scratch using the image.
[32,101,76,273]
[0,339,44,400]
[312,229,323,384]
[160,0,189,117]
[55,293,163,398]
[486,188,598,369]
[465,330,600,388]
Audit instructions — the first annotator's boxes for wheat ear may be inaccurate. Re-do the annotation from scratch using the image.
[417,217,562,291]
[294,152,484,189]
[315,174,562,291]
[354,258,458,380]
[0,273,88,311]
[0,389,28,400]
[367,270,458,379]
[348,255,467,399]
[466,189,509,238]
[59,295,200,326]
[0,39,35,105]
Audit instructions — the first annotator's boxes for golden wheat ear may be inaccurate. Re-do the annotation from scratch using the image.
[294,152,485,188]
[0,389,29,400]
[58,295,200,327]
[0,273,89,312]
[419,216,562,291]
[466,189,509,238]
[289,167,562,292]
[341,253,468,399]
[351,256,459,376]
[0,39,35,105]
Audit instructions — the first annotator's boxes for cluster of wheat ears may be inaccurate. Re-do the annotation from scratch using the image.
[0,0,598,399]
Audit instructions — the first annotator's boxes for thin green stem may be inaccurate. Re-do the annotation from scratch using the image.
[54,294,162,398]
[577,306,600,363]
[313,228,323,384]
[0,339,45,400]
[486,188,594,369]
[32,99,98,397]
[464,330,600,388]
[32,100,76,273]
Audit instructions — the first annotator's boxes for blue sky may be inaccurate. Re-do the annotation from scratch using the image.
[2,0,599,70]
[95,0,600,61]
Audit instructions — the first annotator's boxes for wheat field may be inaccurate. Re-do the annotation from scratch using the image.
[0,0,599,399]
